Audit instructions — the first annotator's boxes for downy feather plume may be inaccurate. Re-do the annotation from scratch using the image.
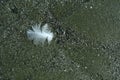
[27,23,54,45]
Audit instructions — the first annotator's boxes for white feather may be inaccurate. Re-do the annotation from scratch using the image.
[27,23,54,45]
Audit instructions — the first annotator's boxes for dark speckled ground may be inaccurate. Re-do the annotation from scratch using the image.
[0,0,120,80]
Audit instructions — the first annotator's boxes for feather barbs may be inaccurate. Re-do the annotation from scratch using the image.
[27,23,54,45]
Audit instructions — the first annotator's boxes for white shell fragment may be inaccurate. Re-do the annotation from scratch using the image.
[27,23,54,45]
